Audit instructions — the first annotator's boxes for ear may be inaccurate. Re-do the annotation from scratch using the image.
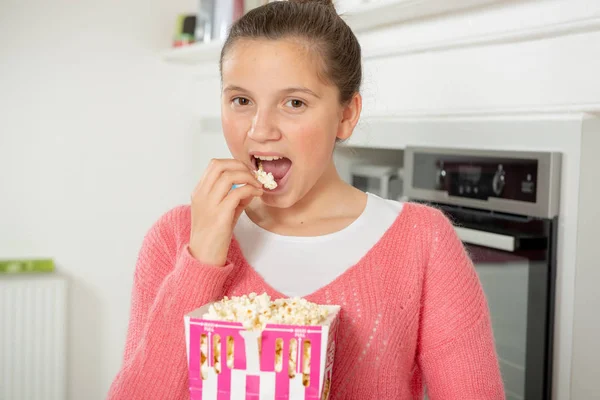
[336,93,362,141]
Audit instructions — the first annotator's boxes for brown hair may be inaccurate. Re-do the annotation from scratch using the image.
[220,0,362,104]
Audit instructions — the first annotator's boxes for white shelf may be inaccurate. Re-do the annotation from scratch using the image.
[162,0,498,65]
[162,40,223,65]
[343,0,499,32]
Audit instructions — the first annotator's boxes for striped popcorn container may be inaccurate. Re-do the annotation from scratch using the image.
[185,303,341,400]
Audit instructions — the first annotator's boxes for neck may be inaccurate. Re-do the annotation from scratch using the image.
[250,160,364,226]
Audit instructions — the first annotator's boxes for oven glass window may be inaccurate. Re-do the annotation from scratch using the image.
[468,244,532,400]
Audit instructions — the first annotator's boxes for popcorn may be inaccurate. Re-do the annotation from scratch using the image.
[198,293,327,384]
[202,293,329,331]
[210,335,234,374]
[254,161,278,190]
[200,293,329,387]
[185,297,341,400]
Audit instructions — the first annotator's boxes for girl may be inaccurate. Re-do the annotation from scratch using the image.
[108,0,504,398]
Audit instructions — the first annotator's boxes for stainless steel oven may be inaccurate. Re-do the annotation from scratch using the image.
[404,147,561,400]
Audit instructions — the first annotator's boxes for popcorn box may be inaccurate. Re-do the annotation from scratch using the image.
[185,303,341,400]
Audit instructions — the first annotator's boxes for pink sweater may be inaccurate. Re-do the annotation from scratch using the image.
[108,202,504,399]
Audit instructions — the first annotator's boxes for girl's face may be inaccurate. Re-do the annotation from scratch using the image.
[221,38,358,208]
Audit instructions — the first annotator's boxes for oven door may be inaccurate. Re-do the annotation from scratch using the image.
[452,220,556,400]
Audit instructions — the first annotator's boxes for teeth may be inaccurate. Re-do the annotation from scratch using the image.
[254,155,283,161]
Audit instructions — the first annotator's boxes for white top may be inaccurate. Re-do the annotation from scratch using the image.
[233,193,403,297]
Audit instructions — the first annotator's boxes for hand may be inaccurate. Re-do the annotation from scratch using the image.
[188,159,263,266]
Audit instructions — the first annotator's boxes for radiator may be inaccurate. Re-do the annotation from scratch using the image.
[1,276,67,400]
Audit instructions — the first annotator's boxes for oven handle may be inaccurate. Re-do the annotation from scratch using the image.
[454,226,516,252]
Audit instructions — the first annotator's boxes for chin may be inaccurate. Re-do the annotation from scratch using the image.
[258,189,303,208]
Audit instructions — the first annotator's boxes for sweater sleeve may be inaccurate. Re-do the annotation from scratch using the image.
[417,208,505,400]
[107,206,235,400]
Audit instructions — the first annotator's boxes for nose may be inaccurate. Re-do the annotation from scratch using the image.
[247,108,282,143]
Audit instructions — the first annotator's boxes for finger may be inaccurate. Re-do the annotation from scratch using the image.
[237,194,255,211]
[197,158,250,193]
[193,159,252,196]
[233,195,255,225]
[221,184,263,212]
[210,170,262,204]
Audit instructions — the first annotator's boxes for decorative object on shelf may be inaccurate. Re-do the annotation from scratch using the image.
[194,0,247,44]
[212,0,244,42]
[173,14,197,47]
[195,0,215,43]
[0,258,55,274]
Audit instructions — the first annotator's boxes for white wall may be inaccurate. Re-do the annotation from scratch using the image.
[570,116,600,400]
[0,0,201,398]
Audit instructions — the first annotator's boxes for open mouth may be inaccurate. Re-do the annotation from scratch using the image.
[251,154,293,189]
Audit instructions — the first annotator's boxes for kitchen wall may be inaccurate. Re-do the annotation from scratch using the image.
[0,0,200,398]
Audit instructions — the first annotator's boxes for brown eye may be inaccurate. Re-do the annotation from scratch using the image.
[233,97,250,106]
[286,99,305,109]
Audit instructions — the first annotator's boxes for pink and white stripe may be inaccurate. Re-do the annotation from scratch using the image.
[186,315,338,400]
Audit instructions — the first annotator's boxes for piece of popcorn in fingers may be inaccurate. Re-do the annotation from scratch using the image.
[255,161,277,190]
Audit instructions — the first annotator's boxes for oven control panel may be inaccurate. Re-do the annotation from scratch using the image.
[414,153,538,203]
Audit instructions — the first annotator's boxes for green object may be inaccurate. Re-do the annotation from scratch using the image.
[0,259,55,274]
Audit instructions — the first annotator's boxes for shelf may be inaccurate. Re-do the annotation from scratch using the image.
[162,40,223,65]
[162,0,498,65]
[342,0,498,33]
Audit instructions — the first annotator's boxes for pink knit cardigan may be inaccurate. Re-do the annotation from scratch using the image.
[108,202,505,399]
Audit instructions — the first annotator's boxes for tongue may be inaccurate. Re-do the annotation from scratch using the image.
[260,158,292,180]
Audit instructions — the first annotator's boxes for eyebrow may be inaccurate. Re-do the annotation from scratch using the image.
[223,85,321,99]
[281,87,321,99]
[223,85,248,93]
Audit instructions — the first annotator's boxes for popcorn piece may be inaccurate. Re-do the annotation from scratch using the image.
[274,338,284,372]
[226,336,234,369]
[302,340,311,387]
[199,334,234,379]
[202,293,330,331]
[289,338,298,378]
[213,335,222,374]
[200,334,208,379]
[255,161,278,190]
